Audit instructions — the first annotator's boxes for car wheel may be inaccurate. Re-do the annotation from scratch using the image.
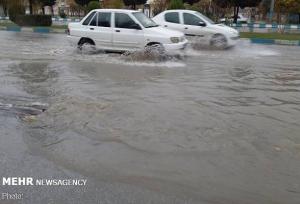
[145,43,165,55]
[77,38,96,51]
[210,34,227,49]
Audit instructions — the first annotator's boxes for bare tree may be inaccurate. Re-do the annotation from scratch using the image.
[152,0,169,16]
[0,0,9,16]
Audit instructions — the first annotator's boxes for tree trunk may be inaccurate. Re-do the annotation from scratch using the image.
[233,6,239,24]
[133,1,136,10]
[278,10,281,24]
[3,6,7,16]
[29,0,33,14]
[51,6,54,16]
[298,13,300,24]
[42,7,45,15]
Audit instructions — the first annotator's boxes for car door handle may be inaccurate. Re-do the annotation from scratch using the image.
[90,28,94,30]
[164,25,168,27]
[185,27,188,29]
[115,30,120,32]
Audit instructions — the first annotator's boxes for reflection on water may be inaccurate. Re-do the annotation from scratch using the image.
[1,31,300,203]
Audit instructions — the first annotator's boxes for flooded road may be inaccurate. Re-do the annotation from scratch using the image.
[0,31,300,204]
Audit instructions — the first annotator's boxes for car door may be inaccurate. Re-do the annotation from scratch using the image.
[78,11,96,37]
[87,12,113,49]
[182,12,211,42]
[113,12,144,50]
[162,11,183,31]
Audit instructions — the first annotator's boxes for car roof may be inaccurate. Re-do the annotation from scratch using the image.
[92,9,140,13]
[163,9,196,12]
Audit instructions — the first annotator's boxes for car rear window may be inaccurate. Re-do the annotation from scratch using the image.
[98,12,111,27]
[165,12,180,24]
[83,11,96,25]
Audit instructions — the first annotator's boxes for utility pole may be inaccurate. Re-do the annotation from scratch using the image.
[269,0,275,22]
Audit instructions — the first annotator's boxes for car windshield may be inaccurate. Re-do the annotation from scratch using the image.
[194,12,215,24]
[133,12,158,28]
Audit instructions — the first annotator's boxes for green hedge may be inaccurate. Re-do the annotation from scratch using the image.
[14,15,52,27]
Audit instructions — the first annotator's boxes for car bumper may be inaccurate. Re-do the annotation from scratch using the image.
[163,39,188,53]
[227,35,240,47]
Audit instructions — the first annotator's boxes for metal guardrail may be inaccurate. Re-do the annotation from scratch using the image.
[51,17,82,22]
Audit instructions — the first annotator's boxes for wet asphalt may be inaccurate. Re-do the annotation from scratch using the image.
[0,31,300,204]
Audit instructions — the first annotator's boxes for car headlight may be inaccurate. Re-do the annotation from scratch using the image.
[170,37,180,43]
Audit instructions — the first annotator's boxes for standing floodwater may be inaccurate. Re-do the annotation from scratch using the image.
[0,31,300,204]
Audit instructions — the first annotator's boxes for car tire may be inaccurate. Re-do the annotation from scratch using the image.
[145,43,165,55]
[77,38,96,51]
[210,34,227,49]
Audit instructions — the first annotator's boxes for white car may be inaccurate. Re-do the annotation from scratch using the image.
[220,14,249,24]
[67,9,188,53]
[153,10,239,49]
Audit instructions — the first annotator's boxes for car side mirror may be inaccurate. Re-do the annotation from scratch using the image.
[131,23,142,30]
[198,22,206,27]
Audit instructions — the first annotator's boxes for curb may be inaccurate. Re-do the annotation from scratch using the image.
[0,26,66,34]
[248,38,300,46]
[6,25,21,32]
[231,23,300,30]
